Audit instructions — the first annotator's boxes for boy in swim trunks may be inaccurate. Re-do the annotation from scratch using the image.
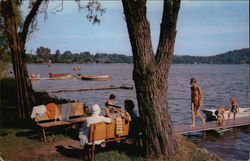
[214,106,229,125]
[190,78,205,127]
[228,96,239,121]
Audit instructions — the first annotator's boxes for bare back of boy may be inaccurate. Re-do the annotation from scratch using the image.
[191,84,202,110]
[217,106,229,119]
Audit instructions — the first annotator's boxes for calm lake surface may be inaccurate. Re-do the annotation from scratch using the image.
[26,63,249,161]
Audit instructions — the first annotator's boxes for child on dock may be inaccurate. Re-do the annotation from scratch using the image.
[228,96,240,121]
[214,106,230,125]
[190,78,205,127]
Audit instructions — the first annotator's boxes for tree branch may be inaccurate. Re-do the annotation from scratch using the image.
[20,0,43,45]
[51,0,63,12]
[155,0,181,67]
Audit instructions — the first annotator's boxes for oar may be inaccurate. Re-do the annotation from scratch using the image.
[105,103,122,109]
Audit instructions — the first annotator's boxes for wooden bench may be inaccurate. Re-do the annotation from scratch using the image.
[88,119,130,161]
[68,102,86,124]
[35,102,85,142]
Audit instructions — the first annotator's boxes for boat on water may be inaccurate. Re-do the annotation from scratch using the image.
[49,73,71,78]
[72,67,81,70]
[81,74,110,81]
[202,107,250,121]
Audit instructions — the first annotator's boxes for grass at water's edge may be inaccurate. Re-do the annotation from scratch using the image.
[0,127,222,161]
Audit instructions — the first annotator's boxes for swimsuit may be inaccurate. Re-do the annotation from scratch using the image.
[230,104,238,113]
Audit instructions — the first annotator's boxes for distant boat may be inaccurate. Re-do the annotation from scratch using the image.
[30,73,40,79]
[202,107,250,121]
[81,74,110,81]
[72,67,81,71]
[49,73,71,78]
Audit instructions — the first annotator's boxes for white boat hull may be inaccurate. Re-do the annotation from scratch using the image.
[81,75,110,81]
[202,107,250,121]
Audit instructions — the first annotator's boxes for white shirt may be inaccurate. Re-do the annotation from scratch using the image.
[80,115,111,135]
[30,105,47,119]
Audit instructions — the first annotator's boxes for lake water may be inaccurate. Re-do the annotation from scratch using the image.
[25,64,249,161]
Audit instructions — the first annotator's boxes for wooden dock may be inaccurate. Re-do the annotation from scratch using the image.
[36,86,133,93]
[174,117,250,134]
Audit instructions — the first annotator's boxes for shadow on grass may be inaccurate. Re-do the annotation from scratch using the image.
[14,125,80,141]
[55,145,83,159]
[55,141,144,161]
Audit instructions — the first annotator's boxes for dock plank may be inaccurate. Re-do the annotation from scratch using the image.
[174,117,250,134]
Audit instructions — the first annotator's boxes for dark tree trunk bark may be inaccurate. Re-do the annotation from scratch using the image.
[122,0,181,157]
[10,39,36,119]
[1,0,43,118]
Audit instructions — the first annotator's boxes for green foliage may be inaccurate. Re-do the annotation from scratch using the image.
[26,46,248,64]
[173,48,249,64]
[26,46,133,64]
[0,0,23,55]
[0,58,9,79]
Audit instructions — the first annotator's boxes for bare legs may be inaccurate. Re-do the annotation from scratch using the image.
[196,107,206,125]
[228,112,236,121]
[191,103,205,127]
[191,104,195,127]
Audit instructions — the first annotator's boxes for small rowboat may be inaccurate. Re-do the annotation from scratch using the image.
[81,74,110,81]
[72,67,81,71]
[49,73,71,78]
[202,107,250,121]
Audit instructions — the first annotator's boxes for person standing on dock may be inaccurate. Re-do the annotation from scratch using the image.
[190,78,205,127]
[228,96,240,121]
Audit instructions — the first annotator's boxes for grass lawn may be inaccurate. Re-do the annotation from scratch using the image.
[0,127,222,161]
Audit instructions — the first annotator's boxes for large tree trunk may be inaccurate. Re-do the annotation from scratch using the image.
[122,0,181,157]
[1,0,42,118]
[10,39,36,119]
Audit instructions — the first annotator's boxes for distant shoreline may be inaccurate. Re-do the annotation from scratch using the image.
[26,62,249,65]
[4,48,249,64]
[27,48,249,64]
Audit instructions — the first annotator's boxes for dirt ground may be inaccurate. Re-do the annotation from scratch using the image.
[3,138,83,161]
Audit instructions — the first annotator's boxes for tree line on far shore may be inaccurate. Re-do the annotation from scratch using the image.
[4,46,249,64]
[26,47,249,64]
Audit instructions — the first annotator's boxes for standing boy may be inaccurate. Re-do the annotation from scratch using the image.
[228,96,239,121]
[190,78,205,127]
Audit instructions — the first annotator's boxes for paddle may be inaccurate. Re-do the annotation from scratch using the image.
[105,103,122,109]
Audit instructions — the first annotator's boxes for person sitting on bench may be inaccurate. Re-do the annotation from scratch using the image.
[79,104,112,149]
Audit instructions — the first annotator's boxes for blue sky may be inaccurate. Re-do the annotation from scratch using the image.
[23,1,249,56]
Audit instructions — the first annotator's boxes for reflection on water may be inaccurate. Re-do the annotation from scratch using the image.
[185,126,250,161]
[17,64,250,160]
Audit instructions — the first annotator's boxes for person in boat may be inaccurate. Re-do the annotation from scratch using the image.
[214,106,230,125]
[190,78,205,127]
[79,104,112,150]
[228,96,240,121]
